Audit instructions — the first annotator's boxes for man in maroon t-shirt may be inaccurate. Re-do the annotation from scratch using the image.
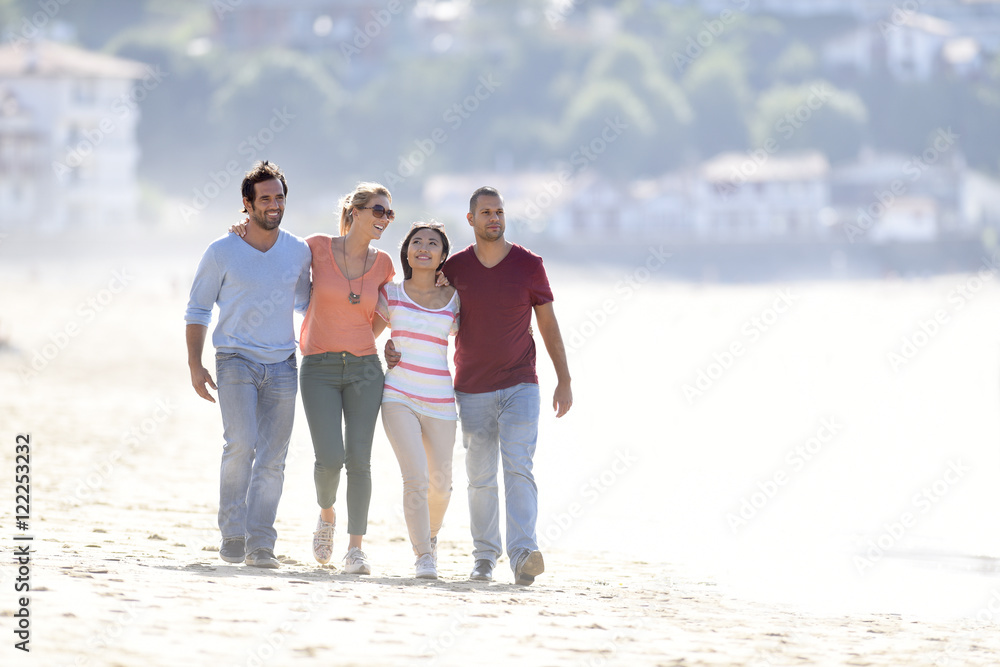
[387,186,572,585]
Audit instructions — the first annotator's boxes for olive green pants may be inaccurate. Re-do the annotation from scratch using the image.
[300,351,384,536]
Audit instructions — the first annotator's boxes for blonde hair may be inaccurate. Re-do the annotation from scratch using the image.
[338,182,391,236]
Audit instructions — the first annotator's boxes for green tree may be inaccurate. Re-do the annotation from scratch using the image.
[751,80,867,162]
[550,33,692,177]
[768,41,819,85]
[683,48,751,159]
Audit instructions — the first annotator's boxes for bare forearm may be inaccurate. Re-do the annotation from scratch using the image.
[534,302,573,417]
[186,324,209,368]
[537,317,571,383]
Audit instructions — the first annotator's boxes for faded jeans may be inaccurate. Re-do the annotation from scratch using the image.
[456,382,540,572]
[216,352,298,553]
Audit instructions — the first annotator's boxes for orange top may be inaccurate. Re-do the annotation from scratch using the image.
[300,234,395,357]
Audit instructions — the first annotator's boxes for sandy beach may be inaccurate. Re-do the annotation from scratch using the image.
[4,229,1000,666]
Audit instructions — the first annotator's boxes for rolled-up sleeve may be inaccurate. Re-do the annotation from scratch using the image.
[184,247,221,326]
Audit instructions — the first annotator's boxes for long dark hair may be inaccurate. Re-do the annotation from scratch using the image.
[400,221,451,280]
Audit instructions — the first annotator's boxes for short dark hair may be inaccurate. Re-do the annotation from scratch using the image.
[469,186,502,214]
[400,221,451,280]
[241,160,287,213]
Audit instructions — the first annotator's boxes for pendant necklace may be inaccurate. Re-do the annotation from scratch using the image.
[342,239,369,305]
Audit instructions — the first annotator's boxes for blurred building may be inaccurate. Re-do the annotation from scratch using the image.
[207,0,394,54]
[0,40,148,231]
[696,0,1000,24]
[694,152,831,241]
[542,152,831,243]
[423,148,1000,247]
[868,196,939,243]
[830,148,971,243]
[0,87,43,229]
[423,170,558,230]
[695,0,897,19]
[963,171,1000,231]
[823,13,985,82]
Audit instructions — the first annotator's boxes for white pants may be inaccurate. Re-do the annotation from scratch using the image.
[381,401,457,556]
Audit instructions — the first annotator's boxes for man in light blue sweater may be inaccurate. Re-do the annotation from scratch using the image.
[185,161,311,568]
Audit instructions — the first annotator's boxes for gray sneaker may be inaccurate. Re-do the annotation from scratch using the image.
[246,548,280,569]
[219,537,245,563]
[415,553,437,579]
[343,547,371,575]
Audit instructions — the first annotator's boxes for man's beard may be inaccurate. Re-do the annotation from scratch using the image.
[252,208,282,230]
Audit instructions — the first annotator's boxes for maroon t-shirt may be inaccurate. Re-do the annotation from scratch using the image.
[443,244,554,394]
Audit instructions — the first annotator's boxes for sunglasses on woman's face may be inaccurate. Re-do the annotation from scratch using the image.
[357,205,395,220]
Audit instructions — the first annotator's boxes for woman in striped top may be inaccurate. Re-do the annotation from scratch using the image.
[376,221,459,580]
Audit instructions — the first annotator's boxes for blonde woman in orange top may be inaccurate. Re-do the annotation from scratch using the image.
[299,183,395,574]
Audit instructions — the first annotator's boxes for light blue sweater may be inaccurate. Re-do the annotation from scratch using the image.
[185,229,312,365]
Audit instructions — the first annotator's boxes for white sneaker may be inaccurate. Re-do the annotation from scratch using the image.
[312,515,335,565]
[430,536,438,567]
[343,546,371,575]
[415,553,437,579]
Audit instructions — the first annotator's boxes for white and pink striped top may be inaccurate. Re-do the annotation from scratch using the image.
[377,282,460,420]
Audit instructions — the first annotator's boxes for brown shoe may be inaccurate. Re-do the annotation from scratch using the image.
[514,550,544,585]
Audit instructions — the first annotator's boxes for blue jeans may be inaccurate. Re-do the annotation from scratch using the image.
[216,352,298,553]
[456,382,540,572]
